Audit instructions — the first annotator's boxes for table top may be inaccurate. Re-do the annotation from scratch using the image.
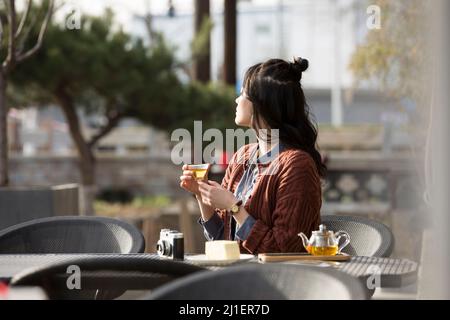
[277,256,418,288]
[0,253,418,289]
[0,253,170,282]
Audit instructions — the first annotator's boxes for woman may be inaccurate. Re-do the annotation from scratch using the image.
[180,57,326,254]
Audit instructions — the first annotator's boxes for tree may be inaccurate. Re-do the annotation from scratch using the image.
[0,0,54,186]
[224,0,236,86]
[12,10,235,214]
[193,0,211,82]
[349,0,432,197]
[349,0,431,121]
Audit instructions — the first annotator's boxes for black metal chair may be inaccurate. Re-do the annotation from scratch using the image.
[9,255,205,300]
[0,216,146,299]
[0,216,145,254]
[146,263,369,300]
[321,215,394,257]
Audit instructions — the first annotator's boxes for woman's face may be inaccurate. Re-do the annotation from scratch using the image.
[234,88,253,127]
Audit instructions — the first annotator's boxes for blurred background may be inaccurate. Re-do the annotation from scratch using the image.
[0,0,447,298]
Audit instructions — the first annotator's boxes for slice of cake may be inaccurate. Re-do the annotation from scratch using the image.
[205,240,240,260]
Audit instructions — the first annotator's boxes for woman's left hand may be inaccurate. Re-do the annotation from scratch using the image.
[198,180,238,210]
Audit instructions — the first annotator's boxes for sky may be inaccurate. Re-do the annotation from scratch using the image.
[66,0,279,23]
[50,0,282,37]
[73,0,277,16]
[54,0,205,34]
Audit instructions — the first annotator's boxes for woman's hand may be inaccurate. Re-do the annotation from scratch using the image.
[198,180,238,210]
[179,164,202,195]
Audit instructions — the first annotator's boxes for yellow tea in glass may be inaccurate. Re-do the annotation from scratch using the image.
[187,164,209,181]
[306,245,338,256]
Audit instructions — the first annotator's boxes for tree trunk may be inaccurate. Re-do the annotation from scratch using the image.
[194,0,211,82]
[0,71,8,186]
[224,0,237,86]
[56,87,96,215]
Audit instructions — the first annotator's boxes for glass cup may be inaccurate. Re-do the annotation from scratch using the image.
[187,164,210,181]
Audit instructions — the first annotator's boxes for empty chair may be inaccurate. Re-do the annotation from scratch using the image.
[0,216,145,299]
[147,263,369,300]
[10,255,205,300]
[321,215,394,257]
[0,216,145,254]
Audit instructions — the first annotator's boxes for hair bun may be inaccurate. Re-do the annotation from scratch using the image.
[292,56,309,73]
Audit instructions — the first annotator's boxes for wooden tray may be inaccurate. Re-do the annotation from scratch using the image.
[258,253,351,263]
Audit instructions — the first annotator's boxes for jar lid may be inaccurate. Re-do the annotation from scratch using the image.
[312,224,331,236]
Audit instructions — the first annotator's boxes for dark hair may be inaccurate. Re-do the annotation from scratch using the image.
[243,57,326,178]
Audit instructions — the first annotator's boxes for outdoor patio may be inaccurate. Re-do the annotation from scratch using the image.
[0,0,449,305]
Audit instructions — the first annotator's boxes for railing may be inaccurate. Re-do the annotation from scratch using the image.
[322,152,421,217]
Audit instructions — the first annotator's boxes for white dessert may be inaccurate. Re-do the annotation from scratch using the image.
[205,240,240,260]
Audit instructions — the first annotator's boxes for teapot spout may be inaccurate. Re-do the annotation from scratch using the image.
[297,232,310,253]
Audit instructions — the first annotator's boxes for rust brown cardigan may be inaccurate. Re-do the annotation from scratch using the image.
[216,143,322,254]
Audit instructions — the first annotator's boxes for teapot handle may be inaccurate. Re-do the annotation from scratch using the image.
[335,231,351,254]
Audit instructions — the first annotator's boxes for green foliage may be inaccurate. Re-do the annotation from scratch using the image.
[10,9,235,136]
[131,195,171,208]
[94,194,173,218]
[349,0,431,109]
[135,80,235,133]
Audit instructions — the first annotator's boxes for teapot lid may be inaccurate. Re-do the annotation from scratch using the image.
[312,224,332,236]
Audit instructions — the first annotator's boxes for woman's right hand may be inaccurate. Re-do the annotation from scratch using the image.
[179,165,200,196]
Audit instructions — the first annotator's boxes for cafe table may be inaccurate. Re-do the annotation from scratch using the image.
[0,253,418,295]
